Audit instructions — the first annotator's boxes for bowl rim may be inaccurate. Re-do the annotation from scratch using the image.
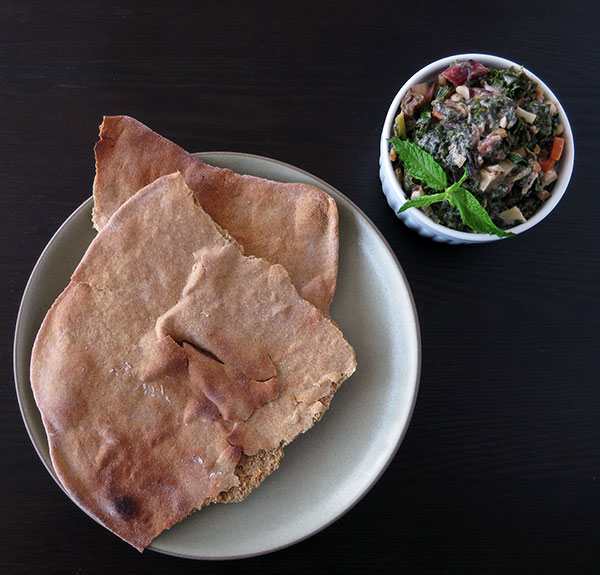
[380,52,575,242]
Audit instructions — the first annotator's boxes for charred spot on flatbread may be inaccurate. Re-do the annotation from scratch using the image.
[111,494,139,520]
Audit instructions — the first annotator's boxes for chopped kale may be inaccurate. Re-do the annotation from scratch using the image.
[486,67,536,100]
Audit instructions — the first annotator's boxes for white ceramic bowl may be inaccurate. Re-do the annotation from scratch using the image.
[379,53,575,244]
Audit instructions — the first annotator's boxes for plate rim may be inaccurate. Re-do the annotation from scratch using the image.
[13,151,421,560]
[14,196,94,481]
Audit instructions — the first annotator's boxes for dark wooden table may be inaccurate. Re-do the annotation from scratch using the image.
[2,2,598,573]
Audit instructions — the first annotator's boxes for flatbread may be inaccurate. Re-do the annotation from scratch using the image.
[93,116,338,314]
[31,173,356,550]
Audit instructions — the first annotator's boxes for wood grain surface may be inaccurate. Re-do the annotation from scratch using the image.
[1,1,598,573]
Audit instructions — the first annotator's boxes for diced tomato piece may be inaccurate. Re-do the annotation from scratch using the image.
[539,158,556,172]
[440,60,489,86]
[550,136,565,161]
[537,190,551,201]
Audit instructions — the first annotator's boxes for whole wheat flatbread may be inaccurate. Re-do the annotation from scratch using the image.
[93,116,338,314]
[31,173,356,551]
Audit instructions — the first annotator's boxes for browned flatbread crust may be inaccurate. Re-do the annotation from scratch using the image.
[93,116,338,314]
[31,173,356,550]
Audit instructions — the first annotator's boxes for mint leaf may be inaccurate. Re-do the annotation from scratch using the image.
[391,142,514,239]
[398,192,448,213]
[447,187,515,238]
[389,138,447,191]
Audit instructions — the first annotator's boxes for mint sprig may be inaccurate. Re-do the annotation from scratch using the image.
[389,139,514,238]
[389,138,447,191]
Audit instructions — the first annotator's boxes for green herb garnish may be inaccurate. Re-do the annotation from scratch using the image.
[389,138,515,238]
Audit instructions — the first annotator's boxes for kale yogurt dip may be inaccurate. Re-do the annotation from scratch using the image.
[390,59,565,232]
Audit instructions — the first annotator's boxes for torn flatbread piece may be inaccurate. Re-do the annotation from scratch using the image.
[184,342,279,423]
[31,173,356,551]
[156,240,359,456]
[93,116,338,314]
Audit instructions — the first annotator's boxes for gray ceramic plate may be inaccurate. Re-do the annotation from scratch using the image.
[14,152,420,559]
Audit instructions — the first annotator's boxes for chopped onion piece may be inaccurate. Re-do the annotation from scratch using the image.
[516,107,537,124]
[541,168,558,187]
[499,206,526,225]
[479,163,512,191]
